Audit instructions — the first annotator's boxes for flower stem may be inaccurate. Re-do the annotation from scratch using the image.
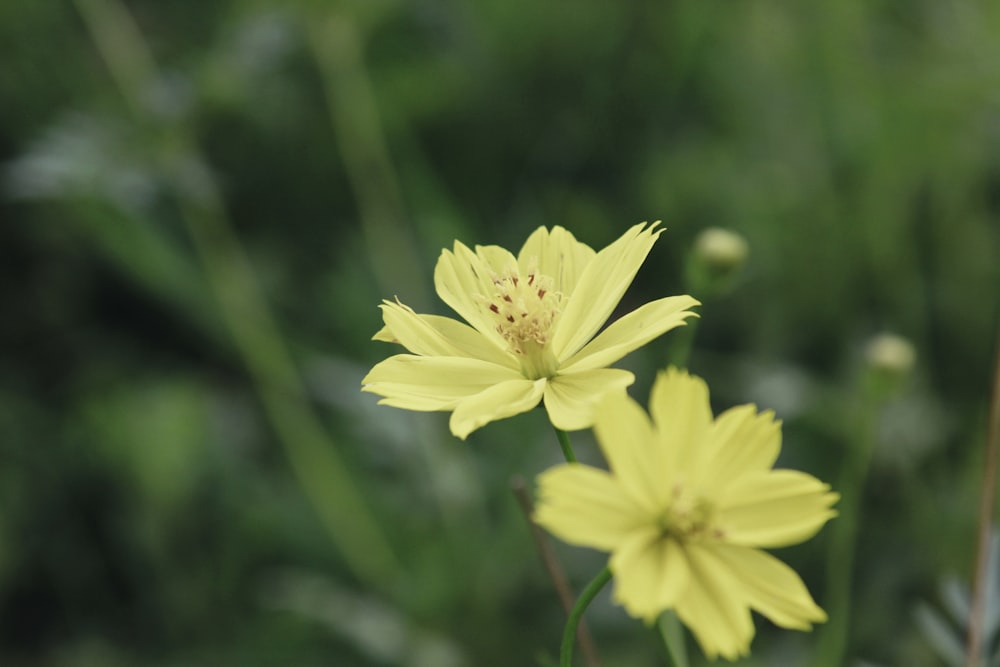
[554,427,578,463]
[666,317,699,370]
[816,371,887,666]
[657,611,689,667]
[561,566,613,667]
[511,476,602,667]
[965,330,1000,667]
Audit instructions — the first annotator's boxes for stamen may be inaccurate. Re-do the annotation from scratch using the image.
[478,262,563,378]
[658,485,719,543]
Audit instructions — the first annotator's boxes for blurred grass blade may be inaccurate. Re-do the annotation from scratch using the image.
[915,603,965,667]
[308,12,430,311]
[74,0,401,591]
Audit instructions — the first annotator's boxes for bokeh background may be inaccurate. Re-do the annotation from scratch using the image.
[3,1,1000,665]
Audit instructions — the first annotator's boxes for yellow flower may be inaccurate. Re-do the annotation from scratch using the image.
[362,223,699,439]
[534,368,838,660]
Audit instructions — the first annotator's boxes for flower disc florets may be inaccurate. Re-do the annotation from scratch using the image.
[482,265,562,379]
[658,486,720,542]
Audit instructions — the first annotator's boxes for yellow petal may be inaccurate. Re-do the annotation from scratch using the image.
[708,544,827,629]
[674,544,755,661]
[716,470,839,548]
[378,300,517,369]
[592,388,668,511]
[517,225,596,297]
[701,404,781,488]
[433,241,508,348]
[534,465,646,551]
[542,368,634,431]
[560,295,701,371]
[362,354,522,411]
[449,378,546,439]
[474,243,519,274]
[649,368,713,476]
[373,324,396,343]
[610,533,691,623]
[551,222,662,360]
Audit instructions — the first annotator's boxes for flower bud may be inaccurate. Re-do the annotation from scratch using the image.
[693,228,749,272]
[686,228,749,298]
[865,333,916,375]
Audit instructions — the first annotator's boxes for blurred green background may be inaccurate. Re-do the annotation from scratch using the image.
[2,0,999,665]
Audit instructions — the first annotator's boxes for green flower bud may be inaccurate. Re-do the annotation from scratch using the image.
[685,228,749,298]
[694,228,749,272]
[865,333,916,375]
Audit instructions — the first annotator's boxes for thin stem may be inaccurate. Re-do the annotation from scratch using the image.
[561,567,613,667]
[666,318,699,370]
[816,375,884,667]
[554,428,578,463]
[511,476,601,667]
[966,330,1000,667]
[657,611,689,667]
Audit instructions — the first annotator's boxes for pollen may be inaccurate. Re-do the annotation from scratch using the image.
[480,263,563,378]
[658,487,718,542]
[483,267,562,354]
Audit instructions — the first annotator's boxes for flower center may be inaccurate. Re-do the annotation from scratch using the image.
[483,265,562,379]
[657,484,723,542]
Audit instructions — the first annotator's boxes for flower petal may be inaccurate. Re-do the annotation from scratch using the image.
[517,225,596,298]
[534,464,646,551]
[560,296,701,372]
[449,378,546,439]
[592,388,667,511]
[610,533,692,623]
[377,300,517,369]
[362,355,522,411]
[709,544,827,630]
[372,324,396,343]
[551,222,662,360]
[433,241,508,348]
[543,368,634,431]
[674,544,755,661]
[702,404,782,488]
[716,470,839,548]
[474,243,519,274]
[649,368,713,478]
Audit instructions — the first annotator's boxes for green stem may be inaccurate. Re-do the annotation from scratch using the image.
[666,318,699,370]
[657,611,689,667]
[816,380,882,666]
[554,427,578,463]
[561,567,613,667]
[965,331,1000,667]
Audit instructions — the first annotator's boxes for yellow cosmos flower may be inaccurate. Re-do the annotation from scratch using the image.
[362,223,699,439]
[534,368,838,661]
